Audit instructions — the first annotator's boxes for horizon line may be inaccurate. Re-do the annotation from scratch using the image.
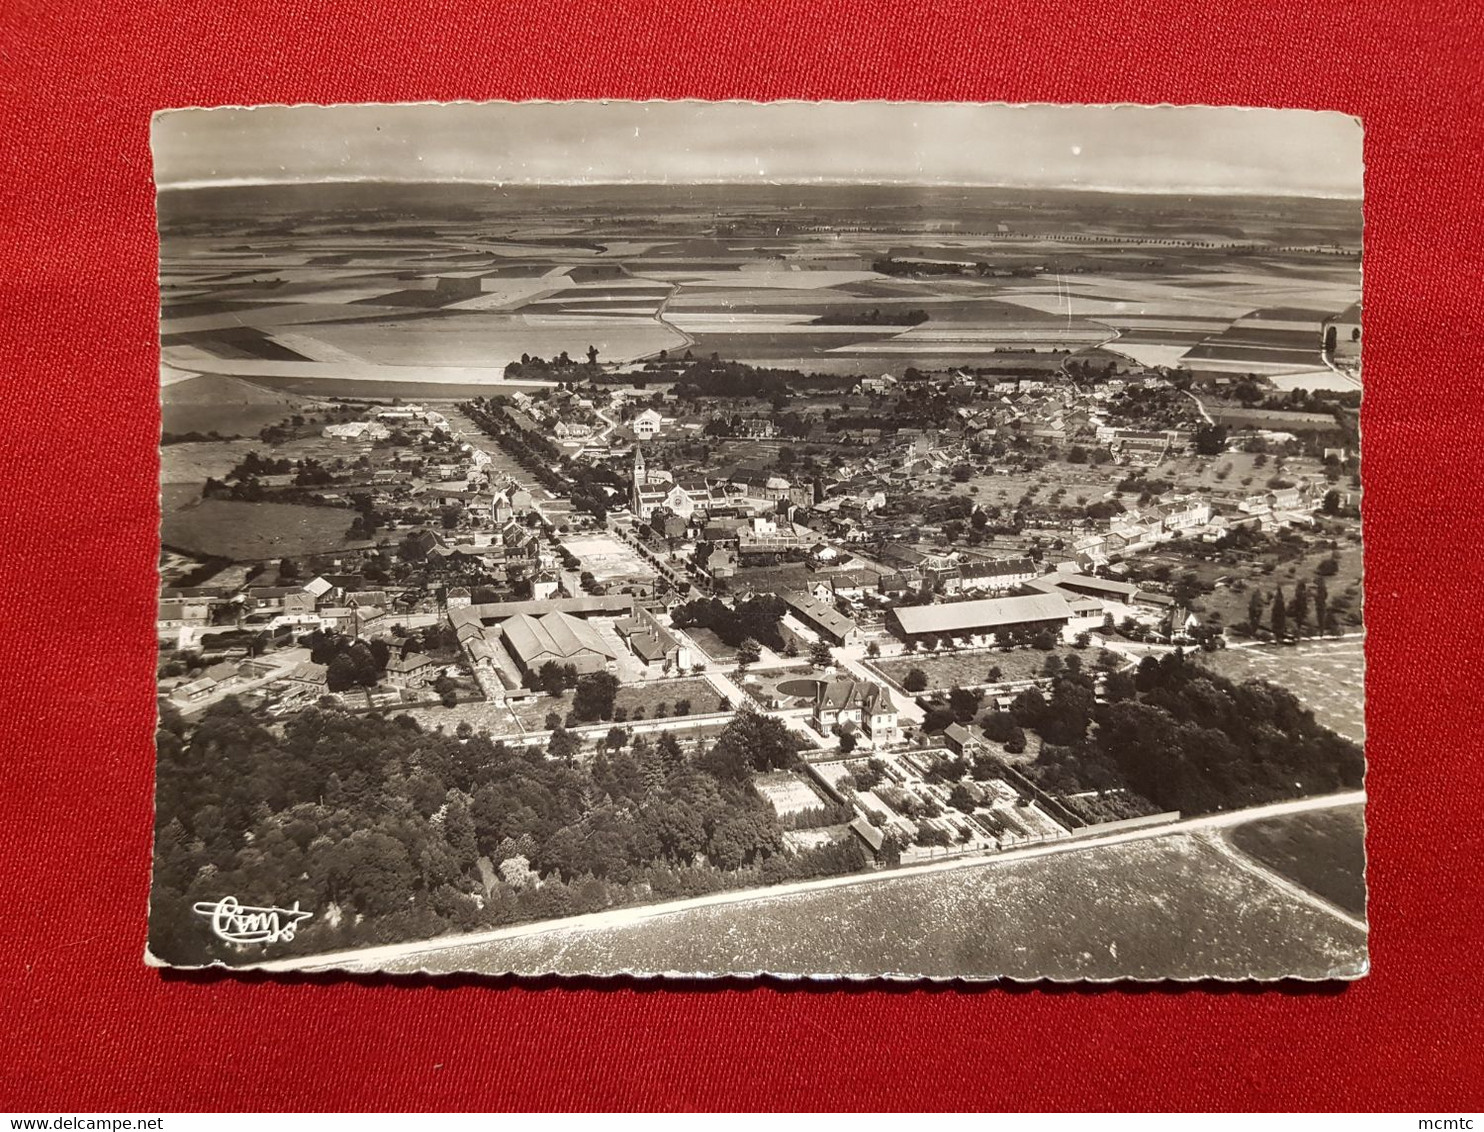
[157,175,1363,201]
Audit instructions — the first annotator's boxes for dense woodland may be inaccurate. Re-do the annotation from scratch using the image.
[991,650,1364,816]
[149,702,865,966]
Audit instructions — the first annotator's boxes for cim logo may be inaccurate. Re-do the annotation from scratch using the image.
[192,896,313,945]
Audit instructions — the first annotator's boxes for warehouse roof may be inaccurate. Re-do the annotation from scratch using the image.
[890,593,1073,636]
[501,611,617,666]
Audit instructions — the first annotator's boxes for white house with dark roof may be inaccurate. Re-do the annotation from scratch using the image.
[813,678,898,748]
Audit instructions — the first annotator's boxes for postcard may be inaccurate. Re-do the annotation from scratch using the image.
[149,101,1365,980]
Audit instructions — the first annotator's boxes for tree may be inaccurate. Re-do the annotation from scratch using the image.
[1247,588,1265,633]
[701,709,799,779]
[735,637,761,669]
[1271,586,1288,641]
[538,661,571,697]
[948,686,982,722]
[948,783,977,813]
[1314,576,1330,636]
[1193,424,1229,455]
[1291,581,1310,635]
[572,671,621,722]
[547,726,580,764]
[903,668,929,693]
[866,641,881,659]
[325,653,359,694]
[986,664,1003,684]
[809,640,834,668]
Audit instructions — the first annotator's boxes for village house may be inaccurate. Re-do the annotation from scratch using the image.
[812,679,899,748]
[781,590,866,647]
[385,651,436,689]
[943,556,1039,596]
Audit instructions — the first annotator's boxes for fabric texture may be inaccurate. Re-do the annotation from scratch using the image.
[2,0,1482,1112]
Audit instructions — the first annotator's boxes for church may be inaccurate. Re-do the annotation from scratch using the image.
[630,444,676,519]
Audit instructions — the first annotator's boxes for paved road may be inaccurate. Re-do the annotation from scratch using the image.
[253,789,1365,973]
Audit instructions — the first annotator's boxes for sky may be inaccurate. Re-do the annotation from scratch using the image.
[153,101,1363,197]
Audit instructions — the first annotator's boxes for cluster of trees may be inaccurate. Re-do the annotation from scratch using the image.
[666,358,848,403]
[671,595,788,652]
[809,308,929,326]
[502,349,600,378]
[149,700,857,968]
[981,652,1362,817]
[1244,568,1348,639]
[302,631,390,692]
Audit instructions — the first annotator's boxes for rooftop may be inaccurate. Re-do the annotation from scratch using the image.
[890,592,1074,635]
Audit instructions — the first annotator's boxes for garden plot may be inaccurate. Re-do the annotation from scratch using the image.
[754,771,829,817]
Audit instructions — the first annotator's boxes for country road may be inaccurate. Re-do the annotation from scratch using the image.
[252,789,1365,974]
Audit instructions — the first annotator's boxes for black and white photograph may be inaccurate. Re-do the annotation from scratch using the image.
[149,101,1365,981]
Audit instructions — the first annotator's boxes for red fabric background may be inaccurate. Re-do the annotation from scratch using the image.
[3,0,1482,1112]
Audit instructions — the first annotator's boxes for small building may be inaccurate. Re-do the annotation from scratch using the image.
[943,722,981,755]
[848,815,886,859]
[385,651,436,689]
[781,590,866,647]
[1322,302,1362,360]
[169,677,216,705]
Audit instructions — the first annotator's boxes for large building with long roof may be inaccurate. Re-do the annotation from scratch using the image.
[886,593,1075,643]
[500,611,617,676]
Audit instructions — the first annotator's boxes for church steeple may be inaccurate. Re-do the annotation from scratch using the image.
[631,443,646,516]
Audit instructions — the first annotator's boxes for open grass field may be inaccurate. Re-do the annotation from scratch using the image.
[161,497,364,561]
[684,626,739,662]
[367,829,1368,979]
[1228,803,1366,918]
[1195,638,1365,742]
[509,677,726,730]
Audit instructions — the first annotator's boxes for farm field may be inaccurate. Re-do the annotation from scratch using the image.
[1228,803,1366,918]
[160,439,266,485]
[278,314,684,369]
[873,645,1085,691]
[509,677,727,730]
[160,183,1359,392]
[1194,637,1365,743]
[161,497,367,561]
[366,829,1367,979]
